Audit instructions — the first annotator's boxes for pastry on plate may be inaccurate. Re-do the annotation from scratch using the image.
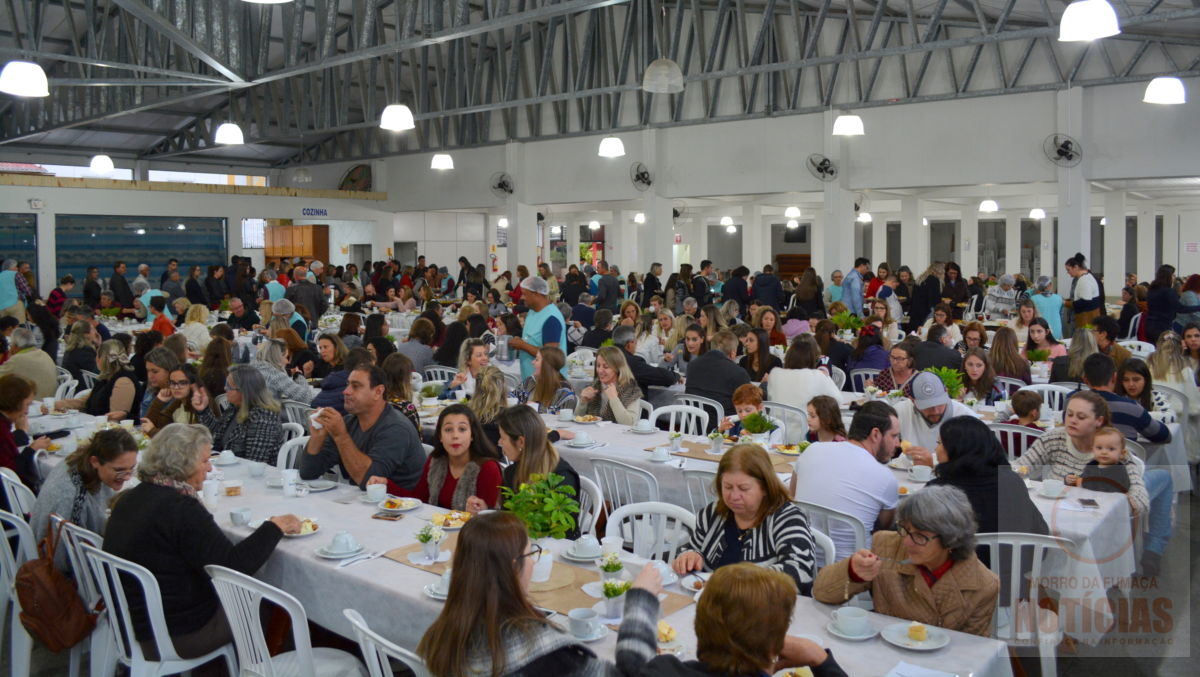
[907,621,927,642]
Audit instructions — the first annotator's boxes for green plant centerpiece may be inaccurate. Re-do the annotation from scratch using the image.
[1025,348,1051,363]
[502,473,580,582]
[831,310,865,333]
[601,580,632,617]
[599,552,625,581]
[922,366,965,400]
[419,382,445,400]
[739,412,777,446]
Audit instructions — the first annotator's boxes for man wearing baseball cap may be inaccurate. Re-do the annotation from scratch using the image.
[507,274,566,380]
[894,371,975,465]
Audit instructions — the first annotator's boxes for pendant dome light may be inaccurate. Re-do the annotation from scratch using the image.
[380,104,415,131]
[1142,77,1186,104]
[857,212,873,223]
[832,112,865,136]
[641,6,684,93]
[979,199,999,213]
[786,220,799,230]
[89,154,115,176]
[498,218,509,229]
[597,136,625,158]
[784,206,801,218]
[1029,208,1047,220]
[430,153,454,170]
[634,213,646,224]
[588,220,601,230]
[0,60,49,97]
[214,122,244,145]
[1058,0,1120,42]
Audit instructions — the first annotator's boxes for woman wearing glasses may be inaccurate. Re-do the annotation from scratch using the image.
[141,363,202,436]
[813,485,999,637]
[30,428,138,571]
[191,364,285,464]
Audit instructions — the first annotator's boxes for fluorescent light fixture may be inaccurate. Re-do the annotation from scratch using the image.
[922,217,929,226]
[597,136,625,158]
[719,216,734,226]
[832,113,864,136]
[979,199,999,213]
[1142,77,1186,104]
[498,218,509,229]
[89,154,115,176]
[641,58,684,94]
[135,228,146,235]
[857,212,873,223]
[379,104,415,131]
[214,122,244,145]
[726,225,737,234]
[784,206,801,218]
[1058,0,1121,42]
[1029,208,1047,220]
[634,212,646,224]
[176,224,187,231]
[0,60,49,97]
[589,220,601,230]
[786,219,799,229]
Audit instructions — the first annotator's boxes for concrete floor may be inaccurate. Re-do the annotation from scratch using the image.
[9,492,1195,677]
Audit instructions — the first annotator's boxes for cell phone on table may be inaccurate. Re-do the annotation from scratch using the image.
[1076,498,1100,509]
[371,512,405,521]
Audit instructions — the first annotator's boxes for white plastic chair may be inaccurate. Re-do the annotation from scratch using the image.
[1123,313,1142,341]
[281,421,304,443]
[343,609,432,677]
[577,476,603,537]
[793,500,867,561]
[1048,382,1086,391]
[0,510,35,677]
[1124,438,1148,462]
[502,371,522,391]
[635,399,654,421]
[650,404,709,436]
[591,459,660,518]
[676,394,724,432]
[80,370,100,390]
[206,565,366,677]
[1118,340,1155,359]
[281,399,315,428]
[828,365,847,390]
[570,346,598,367]
[423,365,458,383]
[809,526,836,569]
[0,467,35,516]
[762,401,808,445]
[975,532,1073,677]
[51,517,116,677]
[848,369,879,393]
[989,423,1046,463]
[56,366,73,386]
[1151,385,1187,421]
[994,376,1026,399]
[605,502,696,562]
[1016,384,1072,413]
[276,435,310,471]
[82,544,238,677]
[682,469,716,514]
[56,378,79,400]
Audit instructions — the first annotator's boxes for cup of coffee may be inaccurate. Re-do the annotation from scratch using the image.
[909,465,933,482]
[651,446,671,462]
[248,463,267,478]
[634,419,654,432]
[229,508,251,526]
[330,530,359,554]
[219,449,236,464]
[120,419,135,429]
[1041,478,1066,498]
[574,431,593,446]
[573,535,602,558]
[42,397,55,412]
[831,606,871,637]
[366,483,386,502]
[506,396,519,407]
[435,568,453,595]
[558,408,574,422]
[568,608,600,638]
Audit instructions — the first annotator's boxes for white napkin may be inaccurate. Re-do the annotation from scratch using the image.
[407,550,452,565]
[885,661,958,677]
[1057,500,1100,513]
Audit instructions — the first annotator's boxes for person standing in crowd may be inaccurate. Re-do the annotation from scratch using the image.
[508,277,566,381]
[692,260,714,307]
[284,265,327,322]
[642,262,663,304]
[1145,264,1200,344]
[109,260,134,308]
[841,258,869,317]
[908,261,942,332]
[1064,252,1105,329]
[594,260,621,313]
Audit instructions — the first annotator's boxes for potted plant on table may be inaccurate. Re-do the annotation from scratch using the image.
[602,580,632,618]
[706,430,725,454]
[501,473,580,582]
[738,412,777,446]
[416,524,445,562]
[922,366,965,400]
[598,552,625,582]
[668,431,683,451]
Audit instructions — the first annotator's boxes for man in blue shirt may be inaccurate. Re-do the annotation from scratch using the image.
[508,276,566,380]
[841,257,870,316]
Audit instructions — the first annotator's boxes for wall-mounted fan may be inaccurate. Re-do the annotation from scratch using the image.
[630,162,653,191]
[489,172,515,198]
[1043,134,1082,168]
[806,154,838,181]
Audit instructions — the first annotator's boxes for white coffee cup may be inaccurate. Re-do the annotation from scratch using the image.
[202,479,220,502]
[120,419,135,429]
[230,508,251,526]
[422,397,439,407]
[42,397,55,412]
[219,449,235,463]
[634,419,654,431]
[506,396,519,407]
[1041,478,1066,498]
[651,446,671,462]
[568,608,600,638]
[366,484,386,501]
[574,431,593,446]
[573,535,602,558]
[831,606,871,637]
[435,568,453,594]
[557,408,574,421]
[909,465,933,482]
[601,536,622,556]
[330,530,359,554]
[248,463,266,478]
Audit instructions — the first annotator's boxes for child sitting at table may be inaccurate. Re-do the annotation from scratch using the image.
[1071,426,1132,496]
[718,384,785,446]
[1006,389,1044,429]
[805,395,848,443]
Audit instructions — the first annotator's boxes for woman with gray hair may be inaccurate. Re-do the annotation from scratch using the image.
[103,423,300,666]
[983,273,1020,318]
[813,485,999,637]
[1030,275,1064,339]
[192,364,284,464]
[251,337,314,403]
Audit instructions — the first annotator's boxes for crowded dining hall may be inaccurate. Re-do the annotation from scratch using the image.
[1,2,1197,676]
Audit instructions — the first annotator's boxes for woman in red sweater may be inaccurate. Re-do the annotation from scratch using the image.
[369,404,503,512]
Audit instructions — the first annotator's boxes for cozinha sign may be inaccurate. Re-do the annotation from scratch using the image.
[301,208,329,216]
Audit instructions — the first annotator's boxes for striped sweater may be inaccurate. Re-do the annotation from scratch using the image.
[683,502,816,594]
[1020,428,1148,516]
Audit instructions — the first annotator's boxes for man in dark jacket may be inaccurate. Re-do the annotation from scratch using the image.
[751,264,785,310]
[912,325,963,371]
[594,260,621,313]
[684,329,750,417]
[614,326,677,397]
[723,266,751,318]
[641,263,663,307]
[109,260,134,308]
[580,309,614,349]
[691,260,713,306]
[284,265,327,321]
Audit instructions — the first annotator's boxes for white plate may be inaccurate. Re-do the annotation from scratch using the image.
[824,622,878,641]
[303,479,338,492]
[680,573,709,594]
[422,584,448,601]
[905,472,932,484]
[561,548,603,563]
[284,520,320,538]
[648,456,674,464]
[772,668,814,677]
[315,544,365,560]
[567,440,598,448]
[888,457,911,470]
[573,418,601,425]
[627,427,658,435]
[879,622,950,651]
[211,456,239,466]
[378,497,421,513]
[570,625,610,643]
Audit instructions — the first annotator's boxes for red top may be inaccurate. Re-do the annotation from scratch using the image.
[388,456,503,510]
[917,558,955,587]
[46,288,67,317]
[865,277,884,300]
[151,313,175,336]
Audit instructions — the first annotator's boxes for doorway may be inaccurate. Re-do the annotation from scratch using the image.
[393,242,418,267]
[348,244,371,269]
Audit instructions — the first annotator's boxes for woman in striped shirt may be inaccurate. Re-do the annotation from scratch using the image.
[671,444,816,594]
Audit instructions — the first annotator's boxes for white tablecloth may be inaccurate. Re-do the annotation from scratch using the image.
[1141,422,1192,493]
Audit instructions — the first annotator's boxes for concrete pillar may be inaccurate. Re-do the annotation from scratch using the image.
[565,212,581,267]
[503,143,538,272]
[132,160,150,182]
[958,208,979,280]
[1136,203,1156,284]
[641,196,674,274]
[870,215,888,268]
[605,210,623,269]
[1179,211,1200,275]
[1103,192,1126,298]
[1056,87,1090,296]
[813,110,858,275]
[1162,208,1180,271]
[742,204,768,272]
[1005,211,1022,278]
[1038,213,1054,283]
[35,210,54,293]
[901,197,927,274]
[372,219,393,265]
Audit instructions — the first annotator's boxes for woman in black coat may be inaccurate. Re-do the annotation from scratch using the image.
[907,264,943,333]
[184,265,209,307]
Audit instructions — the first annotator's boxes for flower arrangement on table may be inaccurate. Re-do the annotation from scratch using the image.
[416,524,445,545]
[831,310,865,333]
[1025,348,1051,363]
[923,366,964,400]
[602,580,631,598]
[739,412,777,436]
[500,473,580,539]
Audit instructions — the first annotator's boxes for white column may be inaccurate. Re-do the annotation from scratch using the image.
[1004,211,1021,278]
[742,204,768,271]
[1056,87,1090,296]
[372,219,392,265]
[564,213,581,267]
[900,197,927,274]
[605,210,623,268]
[813,110,858,275]
[1162,208,1180,271]
[1179,211,1200,275]
[690,216,709,266]
[35,209,54,292]
[870,214,888,268]
[1038,214,1054,283]
[1135,203,1156,284]
[503,142,538,272]
[1103,191,1126,299]
[958,208,979,280]
[641,196,674,274]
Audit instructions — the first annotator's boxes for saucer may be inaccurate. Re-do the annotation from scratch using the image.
[628,427,658,435]
[570,625,609,643]
[648,454,674,463]
[212,456,239,466]
[905,471,932,484]
[422,584,448,601]
[303,479,338,492]
[568,440,598,448]
[560,549,603,563]
[315,544,365,560]
[824,622,878,641]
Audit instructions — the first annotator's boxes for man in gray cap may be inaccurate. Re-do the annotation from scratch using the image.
[893,371,974,465]
[507,275,566,380]
[272,298,308,337]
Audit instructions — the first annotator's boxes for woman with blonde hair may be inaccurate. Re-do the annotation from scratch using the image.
[466,365,509,445]
[1011,298,1039,345]
[55,339,140,420]
[61,320,99,382]
[1147,332,1200,436]
[618,299,641,327]
[577,346,642,425]
[192,363,284,464]
[1050,327,1098,383]
[521,346,576,413]
[448,338,490,396]
[256,299,274,328]
[251,337,313,403]
[180,303,211,352]
[697,304,724,340]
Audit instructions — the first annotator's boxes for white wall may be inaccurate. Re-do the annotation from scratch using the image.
[393,211,489,270]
